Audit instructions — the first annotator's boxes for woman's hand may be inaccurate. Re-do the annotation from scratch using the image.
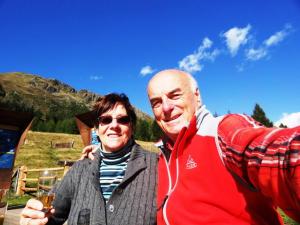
[20,199,54,225]
[80,145,99,160]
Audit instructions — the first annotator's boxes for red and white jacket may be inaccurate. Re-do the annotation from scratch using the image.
[156,106,300,225]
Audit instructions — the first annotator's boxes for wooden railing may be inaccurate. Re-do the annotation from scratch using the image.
[50,141,74,148]
[15,165,71,196]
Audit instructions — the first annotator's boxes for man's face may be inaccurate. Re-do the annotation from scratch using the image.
[147,70,200,142]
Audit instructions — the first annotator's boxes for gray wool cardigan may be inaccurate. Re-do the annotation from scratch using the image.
[47,143,158,225]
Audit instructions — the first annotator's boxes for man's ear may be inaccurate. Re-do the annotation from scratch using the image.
[195,88,201,104]
[195,88,199,96]
[195,88,201,102]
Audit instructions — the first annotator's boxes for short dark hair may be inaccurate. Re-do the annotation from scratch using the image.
[93,93,137,130]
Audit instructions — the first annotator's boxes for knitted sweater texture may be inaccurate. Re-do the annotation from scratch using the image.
[47,143,158,225]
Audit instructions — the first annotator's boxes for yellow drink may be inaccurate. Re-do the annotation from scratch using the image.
[0,215,4,225]
[38,194,55,211]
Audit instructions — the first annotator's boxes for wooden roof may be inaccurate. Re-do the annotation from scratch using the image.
[0,108,34,189]
[0,108,34,131]
[75,110,96,147]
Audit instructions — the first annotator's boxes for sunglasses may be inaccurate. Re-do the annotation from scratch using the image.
[98,115,130,125]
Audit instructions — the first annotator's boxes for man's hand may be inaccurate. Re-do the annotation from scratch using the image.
[80,144,99,160]
[20,199,55,225]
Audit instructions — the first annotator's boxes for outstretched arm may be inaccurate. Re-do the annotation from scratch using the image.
[218,114,300,222]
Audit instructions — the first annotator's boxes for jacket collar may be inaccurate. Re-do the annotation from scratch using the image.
[89,141,147,189]
[122,143,147,184]
[195,105,211,130]
[157,105,211,152]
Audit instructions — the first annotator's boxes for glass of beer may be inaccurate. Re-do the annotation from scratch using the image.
[0,189,8,225]
[37,170,57,213]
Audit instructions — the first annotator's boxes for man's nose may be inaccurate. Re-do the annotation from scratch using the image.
[162,98,174,113]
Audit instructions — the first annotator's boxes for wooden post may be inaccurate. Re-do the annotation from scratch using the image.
[16,165,27,196]
[63,161,70,176]
[12,167,20,192]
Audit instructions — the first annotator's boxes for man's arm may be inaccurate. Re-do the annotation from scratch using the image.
[80,145,99,160]
[218,114,300,222]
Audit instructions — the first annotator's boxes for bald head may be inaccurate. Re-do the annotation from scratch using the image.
[147,69,202,142]
[148,69,199,95]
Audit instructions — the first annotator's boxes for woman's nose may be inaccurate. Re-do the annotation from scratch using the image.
[110,119,119,128]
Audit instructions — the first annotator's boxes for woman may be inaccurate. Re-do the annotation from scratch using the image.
[20,93,157,225]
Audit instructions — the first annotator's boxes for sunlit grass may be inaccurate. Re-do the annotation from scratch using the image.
[15,131,157,169]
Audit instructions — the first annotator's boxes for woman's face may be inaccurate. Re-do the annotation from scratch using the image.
[97,103,132,152]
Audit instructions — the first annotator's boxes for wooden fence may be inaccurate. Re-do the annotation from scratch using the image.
[50,141,75,148]
[15,165,71,196]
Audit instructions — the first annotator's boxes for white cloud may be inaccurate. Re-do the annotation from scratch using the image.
[90,75,103,80]
[222,24,251,56]
[140,65,155,76]
[178,37,219,74]
[179,54,202,73]
[244,24,293,62]
[275,112,300,128]
[177,23,293,72]
[264,31,287,47]
[202,37,213,49]
[245,47,268,61]
[264,24,292,47]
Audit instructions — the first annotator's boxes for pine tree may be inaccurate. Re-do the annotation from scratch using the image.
[0,83,5,97]
[55,120,65,133]
[279,123,288,128]
[251,103,273,127]
[34,120,46,132]
[150,120,164,141]
[46,119,56,132]
[135,118,151,141]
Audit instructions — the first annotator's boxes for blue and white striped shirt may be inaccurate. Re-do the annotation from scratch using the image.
[99,140,132,202]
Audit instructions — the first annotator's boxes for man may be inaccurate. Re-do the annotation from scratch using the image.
[147,69,300,225]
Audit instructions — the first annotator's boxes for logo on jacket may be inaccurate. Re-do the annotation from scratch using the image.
[186,155,197,169]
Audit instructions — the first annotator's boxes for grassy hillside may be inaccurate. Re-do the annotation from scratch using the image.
[15,131,84,169]
[1,72,157,141]
[15,131,158,169]
[0,72,153,121]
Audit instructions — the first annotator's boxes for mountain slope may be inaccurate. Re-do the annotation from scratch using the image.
[0,72,152,121]
[0,72,161,140]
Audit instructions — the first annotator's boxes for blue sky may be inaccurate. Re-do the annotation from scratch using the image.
[1,0,300,127]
